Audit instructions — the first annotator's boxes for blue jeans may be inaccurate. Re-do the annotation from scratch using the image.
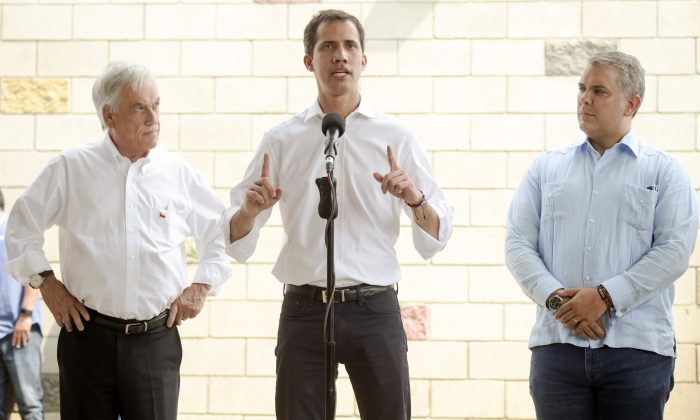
[530,343,674,420]
[0,326,44,420]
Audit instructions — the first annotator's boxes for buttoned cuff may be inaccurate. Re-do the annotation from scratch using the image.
[222,207,260,264]
[601,274,633,316]
[533,277,566,308]
[4,250,52,286]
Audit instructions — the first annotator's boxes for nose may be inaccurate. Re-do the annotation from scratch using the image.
[333,46,348,63]
[144,106,158,125]
[579,89,592,106]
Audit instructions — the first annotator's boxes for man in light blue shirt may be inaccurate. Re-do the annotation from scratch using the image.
[506,51,698,420]
[0,188,44,420]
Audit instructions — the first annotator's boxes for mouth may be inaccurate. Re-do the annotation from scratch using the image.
[331,69,351,78]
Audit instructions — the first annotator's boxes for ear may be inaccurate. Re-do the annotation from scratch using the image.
[303,54,314,72]
[102,105,115,129]
[624,95,641,117]
[361,54,367,71]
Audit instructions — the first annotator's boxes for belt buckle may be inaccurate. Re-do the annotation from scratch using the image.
[124,322,146,335]
[321,289,346,303]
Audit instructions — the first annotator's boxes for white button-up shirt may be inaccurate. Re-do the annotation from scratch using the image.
[223,100,453,287]
[5,135,232,320]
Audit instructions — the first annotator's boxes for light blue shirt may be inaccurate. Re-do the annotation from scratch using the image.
[1,212,42,339]
[506,131,698,357]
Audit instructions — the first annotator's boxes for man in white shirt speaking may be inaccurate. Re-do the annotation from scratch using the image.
[4,62,232,419]
[223,9,453,420]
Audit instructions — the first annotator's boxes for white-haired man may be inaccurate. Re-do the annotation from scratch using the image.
[4,62,232,419]
[506,51,698,419]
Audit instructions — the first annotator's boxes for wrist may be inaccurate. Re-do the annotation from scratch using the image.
[19,308,33,318]
[596,285,615,312]
[405,189,425,208]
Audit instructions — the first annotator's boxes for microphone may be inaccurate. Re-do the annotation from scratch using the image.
[321,113,345,173]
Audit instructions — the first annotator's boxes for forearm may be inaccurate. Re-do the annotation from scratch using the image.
[412,202,439,240]
[20,286,40,311]
[229,209,256,243]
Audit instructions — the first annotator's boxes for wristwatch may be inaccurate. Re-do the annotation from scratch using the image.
[546,294,564,313]
[28,270,54,289]
[19,308,33,317]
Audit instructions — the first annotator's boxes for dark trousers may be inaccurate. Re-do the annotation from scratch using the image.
[530,343,674,420]
[57,318,182,420]
[275,289,410,420]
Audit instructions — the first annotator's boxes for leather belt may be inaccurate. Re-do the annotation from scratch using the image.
[285,283,395,303]
[89,309,169,335]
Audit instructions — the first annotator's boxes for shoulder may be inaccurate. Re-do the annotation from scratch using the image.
[637,140,689,178]
[263,112,309,142]
[48,139,105,167]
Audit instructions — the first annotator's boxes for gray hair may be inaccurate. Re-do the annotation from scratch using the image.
[92,62,155,130]
[588,51,645,109]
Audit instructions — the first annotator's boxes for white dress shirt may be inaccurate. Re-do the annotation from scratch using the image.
[223,100,453,287]
[5,135,232,320]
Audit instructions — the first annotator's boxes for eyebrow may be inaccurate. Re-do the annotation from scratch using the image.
[579,83,609,90]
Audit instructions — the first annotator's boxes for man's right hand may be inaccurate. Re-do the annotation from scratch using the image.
[40,275,90,332]
[230,152,283,242]
[556,288,606,340]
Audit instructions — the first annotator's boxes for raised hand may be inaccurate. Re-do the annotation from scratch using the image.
[241,152,283,218]
[373,145,422,204]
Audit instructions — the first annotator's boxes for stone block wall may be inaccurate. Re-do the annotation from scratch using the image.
[1,1,699,419]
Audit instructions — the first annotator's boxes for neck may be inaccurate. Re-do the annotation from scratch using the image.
[317,92,361,118]
[588,131,630,156]
[108,131,149,163]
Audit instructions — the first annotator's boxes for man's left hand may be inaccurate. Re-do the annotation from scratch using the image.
[12,315,32,348]
[167,283,212,327]
[373,145,422,204]
[555,287,608,331]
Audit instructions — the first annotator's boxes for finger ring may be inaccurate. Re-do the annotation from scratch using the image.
[573,318,578,324]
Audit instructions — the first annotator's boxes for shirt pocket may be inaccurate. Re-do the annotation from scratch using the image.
[148,205,190,249]
[541,182,570,223]
[620,184,658,231]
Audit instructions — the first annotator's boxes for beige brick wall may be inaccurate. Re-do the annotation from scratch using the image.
[1,1,699,419]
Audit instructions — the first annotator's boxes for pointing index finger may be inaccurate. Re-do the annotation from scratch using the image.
[386,145,398,171]
[261,153,270,178]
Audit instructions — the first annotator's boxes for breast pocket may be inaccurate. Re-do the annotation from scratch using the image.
[620,184,658,231]
[541,182,571,223]
[148,206,190,249]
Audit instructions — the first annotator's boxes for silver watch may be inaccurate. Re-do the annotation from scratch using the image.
[546,294,564,313]
[28,270,53,289]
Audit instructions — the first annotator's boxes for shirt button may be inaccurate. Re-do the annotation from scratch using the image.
[589,218,595,223]
[593,190,599,195]
[586,246,591,251]
[128,204,133,209]
[585,276,590,281]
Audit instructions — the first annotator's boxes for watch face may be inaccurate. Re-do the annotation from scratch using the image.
[29,274,44,289]
[547,295,564,312]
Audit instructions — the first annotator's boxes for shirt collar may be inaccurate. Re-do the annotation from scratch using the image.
[101,132,163,170]
[303,96,379,123]
[577,130,640,158]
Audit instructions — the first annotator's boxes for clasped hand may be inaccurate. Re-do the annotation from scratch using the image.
[553,288,609,340]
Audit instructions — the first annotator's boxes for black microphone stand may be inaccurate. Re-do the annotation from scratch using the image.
[315,170,338,420]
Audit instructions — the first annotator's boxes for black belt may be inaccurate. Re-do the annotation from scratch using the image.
[285,283,395,303]
[89,309,169,335]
